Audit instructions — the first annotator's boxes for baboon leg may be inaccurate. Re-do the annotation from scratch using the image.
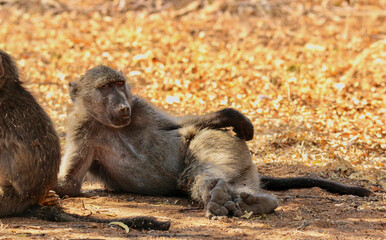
[1,186,60,216]
[178,129,256,217]
[0,166,42,216]
[180,128,278,217]
[0,149,50,216]
[0,182,61,215]
[88,161,122,191]
[0,185,34,216]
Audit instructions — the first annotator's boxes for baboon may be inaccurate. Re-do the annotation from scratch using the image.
[0,50,61,217]
[56,65,372,218]
[0,50,169,230]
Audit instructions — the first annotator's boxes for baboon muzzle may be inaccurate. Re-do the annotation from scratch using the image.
[115,105,131,119]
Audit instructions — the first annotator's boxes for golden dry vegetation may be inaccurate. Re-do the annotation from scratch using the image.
[0,0,385,239]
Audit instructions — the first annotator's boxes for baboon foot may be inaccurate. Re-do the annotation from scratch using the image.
[39,190,61,207]
[205,180,242,218]
[236,192,278,214]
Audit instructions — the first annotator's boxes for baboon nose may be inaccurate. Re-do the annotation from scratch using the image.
[118,106,131,118]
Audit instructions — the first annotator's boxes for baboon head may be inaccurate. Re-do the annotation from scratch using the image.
[0,49,21,90]
[70,65,133,128]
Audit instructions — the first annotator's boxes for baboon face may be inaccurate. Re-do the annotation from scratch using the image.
[70,66,133,128]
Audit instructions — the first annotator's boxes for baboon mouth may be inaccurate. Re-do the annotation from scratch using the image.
[110,116,131,127]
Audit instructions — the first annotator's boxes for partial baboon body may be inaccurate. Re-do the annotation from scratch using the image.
[0,50,169,230]
[57,65,371,218]
[0,50,60,216]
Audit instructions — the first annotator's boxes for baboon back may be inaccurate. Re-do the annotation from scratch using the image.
[0,50,60,216]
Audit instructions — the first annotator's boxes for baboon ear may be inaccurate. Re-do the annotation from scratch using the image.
[69,81,79,102]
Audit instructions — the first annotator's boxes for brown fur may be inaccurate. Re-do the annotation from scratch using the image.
[0,49,60,216]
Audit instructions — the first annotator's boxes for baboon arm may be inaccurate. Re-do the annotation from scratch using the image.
[178,108,254,140]
[56,144,95,197]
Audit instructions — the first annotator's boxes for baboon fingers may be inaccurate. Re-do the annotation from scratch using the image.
[46,190,58,197]
[205,180,246,218]
[224,201,242,217]
[240,191,259,205]
[208,179,231,204]
[206,202,229,218]
[39,190,62,207]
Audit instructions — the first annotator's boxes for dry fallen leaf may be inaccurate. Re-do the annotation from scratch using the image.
[109,221,130,233]
[240,211,253,219]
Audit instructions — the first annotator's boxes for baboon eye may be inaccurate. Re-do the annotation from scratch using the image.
[116,81,125,86]
[100,83,111,89]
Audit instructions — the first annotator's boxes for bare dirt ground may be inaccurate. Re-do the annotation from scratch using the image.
[1,164,384,240]
[0,0,385,239]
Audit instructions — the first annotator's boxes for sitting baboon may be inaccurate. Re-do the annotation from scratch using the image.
[0,50,61,217]
[0,50,169,230]
[56,65,372,218]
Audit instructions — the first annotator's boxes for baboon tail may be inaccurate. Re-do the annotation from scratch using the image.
[20,205,171,230]
[260,176,372,197]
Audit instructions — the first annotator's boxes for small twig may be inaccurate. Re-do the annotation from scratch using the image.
[296,220,311,230]
[80,200,93,217]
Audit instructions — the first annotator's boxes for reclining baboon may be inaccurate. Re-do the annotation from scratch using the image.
[0,50,169,230]
[56,65,372,218]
